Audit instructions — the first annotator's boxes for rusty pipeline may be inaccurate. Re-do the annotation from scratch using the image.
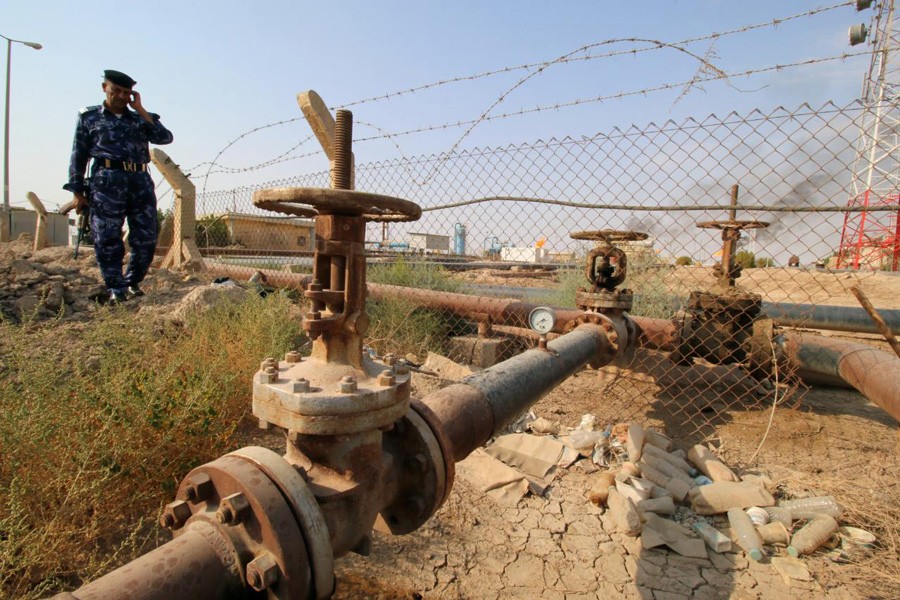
[205,262,678,351]
[421,321,623,462]
[782,331,900,423]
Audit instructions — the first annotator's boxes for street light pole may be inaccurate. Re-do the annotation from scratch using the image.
[1,34,42,242]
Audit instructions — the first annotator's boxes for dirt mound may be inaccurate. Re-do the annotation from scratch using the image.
[0,235,221,325]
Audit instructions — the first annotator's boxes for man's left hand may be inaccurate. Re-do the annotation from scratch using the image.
[128,90,144,112]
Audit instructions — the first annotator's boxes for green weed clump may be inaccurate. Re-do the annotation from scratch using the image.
[0,293,301,599]
[365,258,465,358]
[548,256,683,319]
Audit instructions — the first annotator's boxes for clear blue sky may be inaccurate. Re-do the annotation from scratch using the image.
[3,1,874,212]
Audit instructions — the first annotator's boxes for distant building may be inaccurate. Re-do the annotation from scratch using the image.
[501,246,549,263]
[7,207,70,246]
[215,212,315,251]
[409,232,450,253]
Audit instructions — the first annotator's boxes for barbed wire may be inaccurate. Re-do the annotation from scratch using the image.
[187,2,854,181]
[353,51,871,143]
[334,2,854,109]
[419,196,898,214]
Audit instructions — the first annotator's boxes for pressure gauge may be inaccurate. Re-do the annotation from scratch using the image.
[528,306,556,335]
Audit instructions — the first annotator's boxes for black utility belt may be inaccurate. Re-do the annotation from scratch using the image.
[98,159,148,172]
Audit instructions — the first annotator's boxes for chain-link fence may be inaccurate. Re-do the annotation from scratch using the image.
[190,99,898,442]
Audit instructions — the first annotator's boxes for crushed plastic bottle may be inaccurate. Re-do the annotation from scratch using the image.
[727,507,764,562]
[778,496,842,520]
[788,514,839,557]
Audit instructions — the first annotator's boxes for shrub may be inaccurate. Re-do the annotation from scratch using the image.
[365,258,464,358]
[674,256,693,266]
[755,256,775,268]
[733,250,756,270]
[0,293,301,598]
[195,216,232,248]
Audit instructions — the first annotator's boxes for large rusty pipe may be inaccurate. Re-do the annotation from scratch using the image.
[763,301,900,335]
[783,332,900,423]
[205,263,676,350]
[421,324,616,462]
[53,522,241,600]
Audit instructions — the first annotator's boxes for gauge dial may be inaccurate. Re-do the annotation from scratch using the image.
[528,307,556,335]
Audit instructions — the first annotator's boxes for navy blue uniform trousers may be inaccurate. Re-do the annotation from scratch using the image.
[89,167,158,292]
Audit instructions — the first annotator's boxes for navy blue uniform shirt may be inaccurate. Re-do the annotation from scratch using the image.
[63,104,174,194]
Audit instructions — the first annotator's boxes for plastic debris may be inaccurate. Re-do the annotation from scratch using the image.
[788,514,839,557]
[728,507,765,562]
[692,521,732,553]
[689,482,775,515]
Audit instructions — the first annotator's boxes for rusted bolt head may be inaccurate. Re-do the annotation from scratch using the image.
[396,363,410,376]
[292,378,310,393]
[309,279,323,292]
[377,370,396,386]
[285,350,302,363]
[160,500,192,530]
[257,370,275,384]
[339,376,358,393]
[306,310,321,321]
[184,473,213,502]
[246,553,280,591]
[383,354,398,366]
[216,492,251,525]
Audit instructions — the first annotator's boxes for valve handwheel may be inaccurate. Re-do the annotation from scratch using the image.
[253,187,422,222]
[696,219,769,231]
[570,229,649,243]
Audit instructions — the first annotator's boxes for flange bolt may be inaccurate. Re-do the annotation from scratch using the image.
[183,473,213,502]
[246,553,280,591]
[159,500,192,530]
[377,370,396,386]
[339,376,358,393]
[216,492,251,525]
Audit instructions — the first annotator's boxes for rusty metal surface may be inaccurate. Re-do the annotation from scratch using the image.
[174,454,312,599]
[410,399,456,507]
[252,351,411,435]
[569,230,649,242]
[421,383,496,463]
[849,286,900,358]
[762,301,900,334]
[784,331,900,423]
[61,452,316,600]
[227,447,334,599]
[437,324,618,454]
[252,187,422,222]
[695,219,771,230]
[62,522,240,600]
[376,407,448,535]
[631,315,678,351]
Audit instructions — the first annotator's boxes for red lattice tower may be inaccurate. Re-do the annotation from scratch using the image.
[836,190,900,270]
[839,0,900,271]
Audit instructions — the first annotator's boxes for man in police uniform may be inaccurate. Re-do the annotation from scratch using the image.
[64,69,174,304]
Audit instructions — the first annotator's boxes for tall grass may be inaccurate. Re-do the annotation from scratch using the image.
[547,256,684,318]
[365,259,466,358]
[0,293,301,599]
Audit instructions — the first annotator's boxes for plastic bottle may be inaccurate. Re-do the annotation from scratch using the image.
[788,514,839,557]
[777,496,842,520]
[727,507,764,562]
[765,506,793,528]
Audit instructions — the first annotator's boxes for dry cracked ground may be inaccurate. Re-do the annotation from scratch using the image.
[2,235,896,599]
